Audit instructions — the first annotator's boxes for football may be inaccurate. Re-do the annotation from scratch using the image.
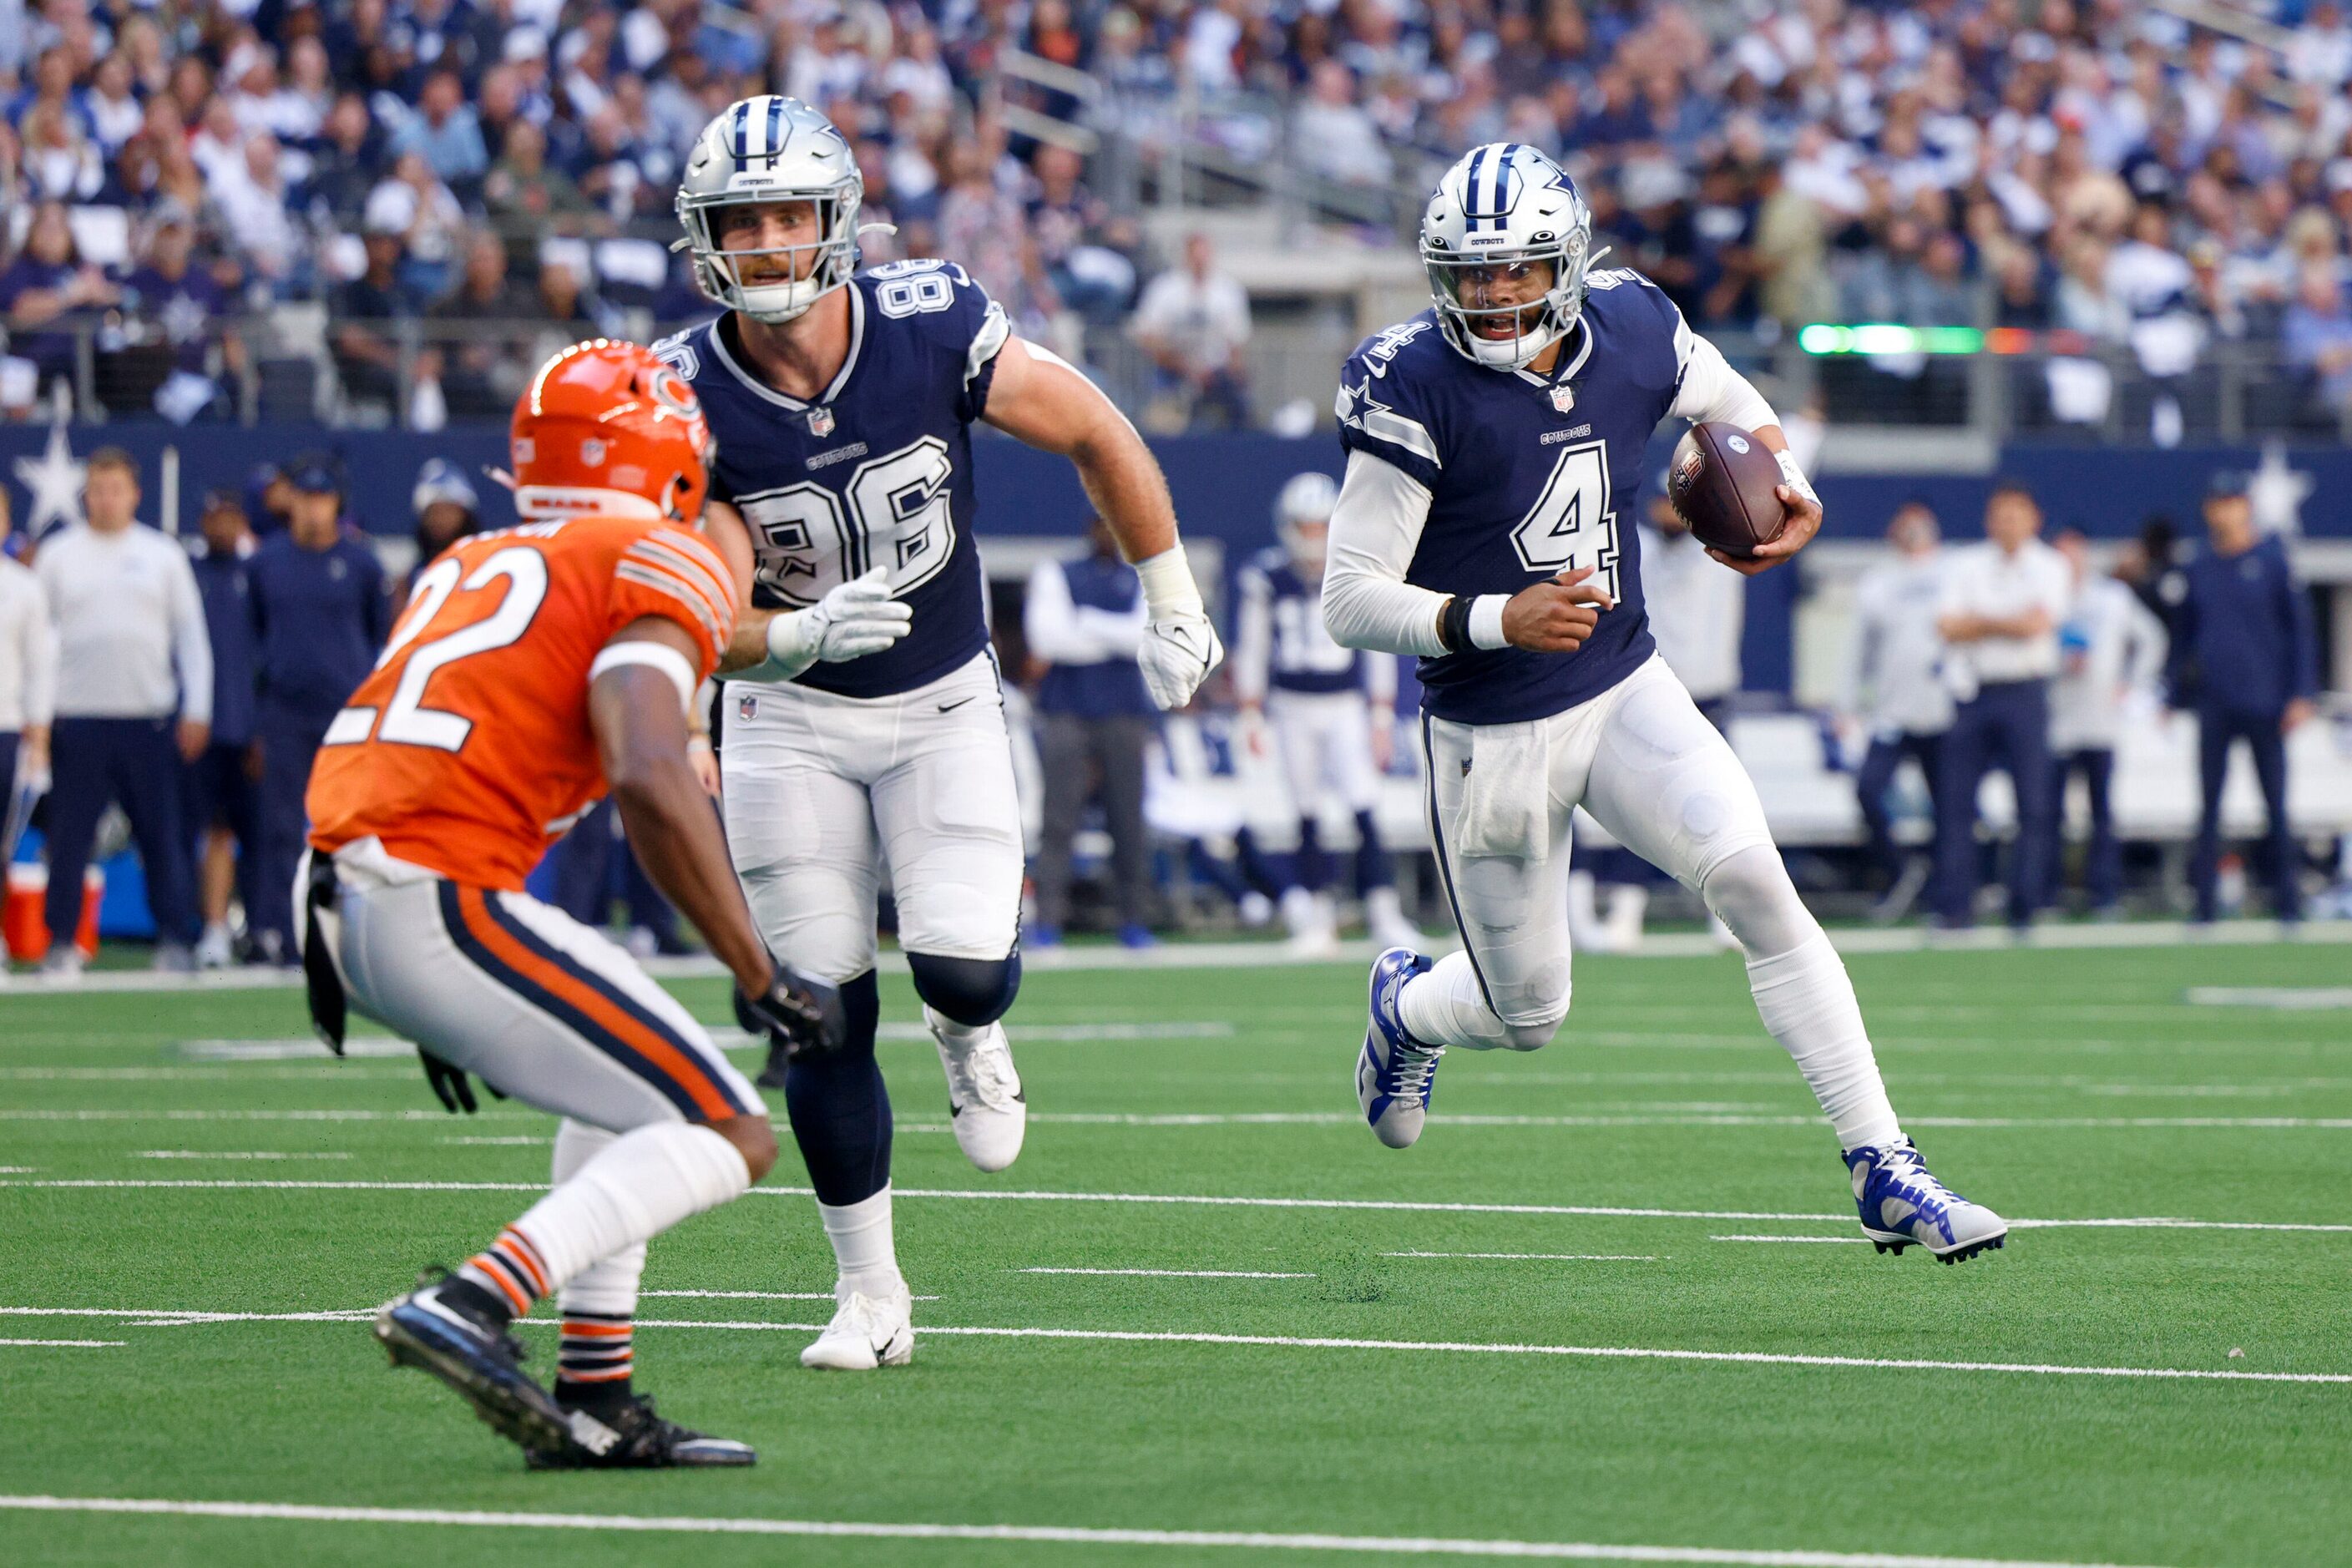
[1667,421,1789,559]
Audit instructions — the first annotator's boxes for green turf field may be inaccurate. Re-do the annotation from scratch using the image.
[3,940,2349,1567]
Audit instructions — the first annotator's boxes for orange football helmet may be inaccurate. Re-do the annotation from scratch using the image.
[510,339,713,524]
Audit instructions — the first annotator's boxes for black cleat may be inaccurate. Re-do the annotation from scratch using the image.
[375,1272,614,1460]
[524,1393,756,1469]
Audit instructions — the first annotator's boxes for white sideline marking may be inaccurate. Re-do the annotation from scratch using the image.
[1712,1236,1874,1247]
[638,1290,942,1302]
[129,1151,353,1161]
[0,1110,518,1122]
[0,1338,124,1348]
[7,1304,2342,1387]
[0,1495,2183,1567]
[2185,987,2352,1009]
[1018,1268,1316,1279]
[179,1039,413,1060]
[439,1136,548,1146]
[8,1177,2352,1235]
[600,1318,2352,1386]
[1383,1252,1661,1262]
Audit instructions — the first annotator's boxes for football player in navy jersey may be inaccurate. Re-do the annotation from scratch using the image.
[642,96,1222,1369]
[1326,144,2005,1263]
[1233,471,1422,956]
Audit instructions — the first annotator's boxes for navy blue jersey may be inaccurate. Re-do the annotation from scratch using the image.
[1239,546,1363,695]
[1337,269,1687,726]
[656,260,1010,699]
[249,533,389,730]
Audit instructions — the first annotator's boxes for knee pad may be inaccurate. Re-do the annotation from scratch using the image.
[905,950,1020,1029]
[1702,845,1817,959]
[1498,1011,1564,1052]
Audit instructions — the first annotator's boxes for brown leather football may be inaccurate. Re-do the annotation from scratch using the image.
[1667,422,1788,559]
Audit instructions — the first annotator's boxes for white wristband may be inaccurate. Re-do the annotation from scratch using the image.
[1467,594,1511,651]
[1134,543,1204,618]
[1774,448,1819,508]
[1458,597,1515,653]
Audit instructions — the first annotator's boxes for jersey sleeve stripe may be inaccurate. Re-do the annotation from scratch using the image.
[628,536,736,625]
[614,560,726,648]
[645,527,736,601]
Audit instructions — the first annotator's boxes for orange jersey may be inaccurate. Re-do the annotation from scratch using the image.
[307,513,739,890]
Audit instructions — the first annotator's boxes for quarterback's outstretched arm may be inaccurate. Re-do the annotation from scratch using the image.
[984,334,1222,709]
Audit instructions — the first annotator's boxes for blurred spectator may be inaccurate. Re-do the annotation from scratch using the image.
[211,132,306,288]
[366,150,466,300]
[184,492,260,970]
[0,488,58,875]
[2045,529,2167,918]
[422,229,538,420]
[109,201,245,422]
[1933,483,2070,933]
[0,200,119,404]
[390,67,489,191]
[245,461,388,965]
[481,118,593,249]
[331,218,421,418]
[1130,232,1252,432]
[2283,266,2352,414]
[33,449,210,976]
[2169,474,2319,924]
[1846,503,1954,918]
[1292,60,1392,188]
[307,94,387,228]
[1024,517,1156,949]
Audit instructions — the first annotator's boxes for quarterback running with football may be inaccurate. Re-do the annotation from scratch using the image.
[303,340,842,1466]
[656,96,1222,1369]
[1331,144,2005,1262]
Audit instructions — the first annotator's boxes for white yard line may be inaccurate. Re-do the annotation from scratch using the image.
[1373,1260,1674,1269]
[0,1338,124,1348]
[1712,1236,1874,1246]
[438,1136,549,1146]
[1017,1268,1317,1279]
[2185,987,2352,1009]
[5,1303,2340,1387]
[129,1151,353,1161]
[0,1110,523,1121]
[8,1177,2350,1237]
[0,1495,2186,1567]
[637,1290,942,1302]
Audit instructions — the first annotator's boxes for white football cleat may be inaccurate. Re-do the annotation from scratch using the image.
[800,1281,913,1370]
[928,1009,1025,1172]
[1356,947,1444,1149]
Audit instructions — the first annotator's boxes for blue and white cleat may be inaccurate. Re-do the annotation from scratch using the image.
[1843,1138,2008,1263]
[1357,948,1444,1149]
[374,1272,614,1460]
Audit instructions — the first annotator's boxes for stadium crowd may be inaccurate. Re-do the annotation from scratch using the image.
[1,0,2351,427]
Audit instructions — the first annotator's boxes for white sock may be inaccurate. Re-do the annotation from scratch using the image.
[549,1120,645,1319]
[499,1121,750,1299]
[923,1004,988,1046]
[1396,952,1515,1050]
[1366,886,1406,927]
[1746,933,1901,1151]
[818,1184,903,1299]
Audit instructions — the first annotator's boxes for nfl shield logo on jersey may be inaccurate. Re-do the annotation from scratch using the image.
[737,693,758,721]
[1549,384,1576,414]
[808,407,836,437]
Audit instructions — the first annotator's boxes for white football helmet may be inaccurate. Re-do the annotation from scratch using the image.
[1420,143,1600,372]
[677,95,862,324]
[1274,471,1338,569]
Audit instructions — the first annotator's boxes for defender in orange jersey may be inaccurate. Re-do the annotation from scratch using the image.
[299,340,842,1470]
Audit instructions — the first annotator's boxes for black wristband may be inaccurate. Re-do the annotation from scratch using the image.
[1437,595,1474,654]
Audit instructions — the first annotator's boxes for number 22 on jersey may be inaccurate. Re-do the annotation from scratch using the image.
[322,544,550,753]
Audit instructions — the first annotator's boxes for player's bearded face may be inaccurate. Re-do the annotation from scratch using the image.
[1455,259,1555,341]
[716,200,826,284]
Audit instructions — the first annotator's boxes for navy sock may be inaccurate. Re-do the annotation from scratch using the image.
[1296,818,1328,894]
[782,969,891,1206]
[1353,810,1390,896]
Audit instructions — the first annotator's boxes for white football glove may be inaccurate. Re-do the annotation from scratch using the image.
[1133,543,1223,711]
[739,567,913,684]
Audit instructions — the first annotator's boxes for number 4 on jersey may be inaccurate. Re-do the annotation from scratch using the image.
[1510,439,1620,599]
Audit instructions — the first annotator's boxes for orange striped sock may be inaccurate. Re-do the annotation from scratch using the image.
[457,1227,552,1318]
[556,1309,634,1400]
